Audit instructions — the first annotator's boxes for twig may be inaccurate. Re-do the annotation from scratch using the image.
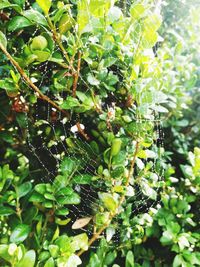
[0,44,89,140]
[72,51,81,97]
[46,16,71,65]
[77,141,140,257]
[76,122,90,141]
[0,43,68,116]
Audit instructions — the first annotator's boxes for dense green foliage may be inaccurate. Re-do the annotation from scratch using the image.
[0,0,199,266]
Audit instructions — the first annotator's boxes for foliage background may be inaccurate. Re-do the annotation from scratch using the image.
[0,0,199,266]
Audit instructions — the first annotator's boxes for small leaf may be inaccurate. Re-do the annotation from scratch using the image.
[126,251,134,267]
[87,73,100,86]
[16,250,36,267]
[36,0,52,15]
[0,206,14,216]
[130,3,146,20]
[72,217,92,229]
[44,257,55,267]
[57,192,80,205]
[29,191,45,202]
[98,192,118,212]
[60,157,77,176]
[35,183,46,194]
[10,224,31,244]
[0,1,21,12]
[73,174,93,184]
[0,31,7,48]
[71,233,88,251]
[0,79,17,92]
[61,96,80,109]
[0,244,11,263]
[17,182,32,198]
[65,254,82,267]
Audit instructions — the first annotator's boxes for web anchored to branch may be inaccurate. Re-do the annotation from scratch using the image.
[0,0,167,260]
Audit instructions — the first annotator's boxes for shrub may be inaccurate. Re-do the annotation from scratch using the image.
[0,0,199,266]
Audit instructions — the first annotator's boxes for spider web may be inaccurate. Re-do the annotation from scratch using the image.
[7,0,166,249]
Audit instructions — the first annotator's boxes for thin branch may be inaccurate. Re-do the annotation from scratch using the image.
[72,51,81,97]
[0,44,89,140]
[77,141,140,257]
[46,16,71,65]
[0,43,69,116]
[76,122,90,141]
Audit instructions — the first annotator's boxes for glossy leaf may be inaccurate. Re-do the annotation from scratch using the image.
[10,224,31,244]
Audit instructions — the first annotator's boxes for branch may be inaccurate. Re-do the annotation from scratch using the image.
[77,140,140,257]
[46,16,71,65]
[0,44,89,140]
[0,43,69,116]
[72,51,81,97]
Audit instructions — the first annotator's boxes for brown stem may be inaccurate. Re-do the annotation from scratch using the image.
[76,122,90,141]
[46,16,71,65]
[77,141,140,257]
[0,44,90,140]
[0,43,69,116]
[72,51,81,97]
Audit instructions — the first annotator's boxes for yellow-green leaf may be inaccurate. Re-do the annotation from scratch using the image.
[36,0,52,15]
[0,31,7,48]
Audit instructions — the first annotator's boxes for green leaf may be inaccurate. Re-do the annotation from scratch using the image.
[57,191,80,205]
[65,254,82,267]
[173,254,185,267]
[98,192,118,212]
[61,96,80,109]
[0,245,11,263]
[87,73,100,86]
[0,206,14,216]
[55,207,69,216]
[17,182,32,198]
[16,250,36,267]
[73,174,93,184]
[7,16,33,31]
[71,233,88,251]
[0,31,7,48]
[49,245,59,258]
[44,257,55,267]
[60,157,77,176]
[0,79,17,92]
[33,50,51,62]
[10,224,31,244]
[35,183,46,194]
[23,9,48,26]
[140,180,157,200]
[29,191,45,202]
[130,3,146,20]
[95,212,110,227]
[0,1,21,12]
[36,0,52,15]
[126,251,134,267]
[104,250,117,265]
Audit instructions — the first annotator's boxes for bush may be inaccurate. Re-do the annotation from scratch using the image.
[0,0,199,266]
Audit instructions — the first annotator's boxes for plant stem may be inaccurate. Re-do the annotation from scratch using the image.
[46,16,71,65]
[0,43,68,116]
[0,44,90,140]
[77,140,140,257]
[72,51,81,97]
